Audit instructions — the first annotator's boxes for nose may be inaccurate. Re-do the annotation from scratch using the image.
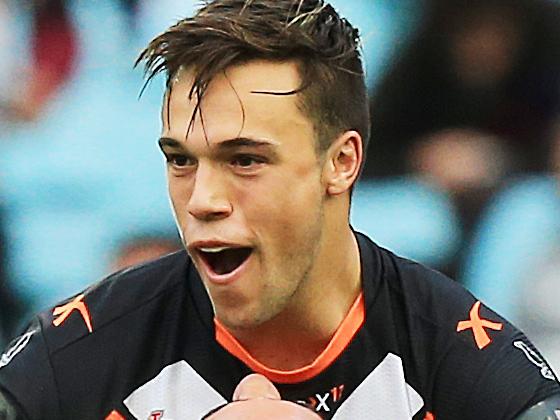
[187,164,233,221]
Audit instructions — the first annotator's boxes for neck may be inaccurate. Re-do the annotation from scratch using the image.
[226,224,362,371]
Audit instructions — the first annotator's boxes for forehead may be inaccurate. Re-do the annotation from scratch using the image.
[161,60,314,145]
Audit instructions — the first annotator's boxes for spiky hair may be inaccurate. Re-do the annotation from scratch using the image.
[137,0,370,153]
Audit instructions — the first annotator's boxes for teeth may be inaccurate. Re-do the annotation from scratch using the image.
[199,247,230,253]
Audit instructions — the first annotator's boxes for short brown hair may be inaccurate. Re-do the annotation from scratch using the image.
[137,0,370,156]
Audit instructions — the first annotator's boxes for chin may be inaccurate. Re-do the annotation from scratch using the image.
[217,307,275,331]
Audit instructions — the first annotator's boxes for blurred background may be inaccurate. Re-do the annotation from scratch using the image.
[0,0,559,372]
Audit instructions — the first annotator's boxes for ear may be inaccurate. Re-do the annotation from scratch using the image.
[323,130,363,196]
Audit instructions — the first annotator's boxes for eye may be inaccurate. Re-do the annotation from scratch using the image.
[166,153,195,168]
[230,155,266,168]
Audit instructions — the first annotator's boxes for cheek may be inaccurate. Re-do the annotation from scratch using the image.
[167,179,192,220]
[239,171,323,237]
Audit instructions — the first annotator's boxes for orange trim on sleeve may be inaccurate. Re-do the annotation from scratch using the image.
[215,292,365,384]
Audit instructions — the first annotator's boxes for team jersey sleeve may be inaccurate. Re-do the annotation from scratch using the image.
[463,331,560,419]
[430,300,560,420]
[0,318,61,419]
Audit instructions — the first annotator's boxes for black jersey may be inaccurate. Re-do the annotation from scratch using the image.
[0,233,558,419]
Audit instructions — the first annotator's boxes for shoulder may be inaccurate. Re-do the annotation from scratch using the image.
[359,232,476,328]
[359,234,560,416]
[39,250,192,351]
[372,239,537,360]
[0,251,194,418]
[2,250,192,365]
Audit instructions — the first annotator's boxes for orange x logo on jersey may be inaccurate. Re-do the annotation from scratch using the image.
[457,301,502,350]
[53,293,93,333]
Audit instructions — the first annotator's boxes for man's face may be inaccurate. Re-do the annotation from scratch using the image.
[159,60,327,329]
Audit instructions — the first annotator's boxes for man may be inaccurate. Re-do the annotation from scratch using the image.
[0,1,559,418]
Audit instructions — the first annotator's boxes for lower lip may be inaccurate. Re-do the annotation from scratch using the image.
[200,251,253,286]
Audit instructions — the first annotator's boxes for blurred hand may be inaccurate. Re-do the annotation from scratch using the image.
[205,374,322,420]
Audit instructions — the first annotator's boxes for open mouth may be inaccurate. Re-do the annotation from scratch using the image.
[198,247,253,276]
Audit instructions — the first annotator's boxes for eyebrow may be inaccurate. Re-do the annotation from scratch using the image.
[158,136,279,151]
